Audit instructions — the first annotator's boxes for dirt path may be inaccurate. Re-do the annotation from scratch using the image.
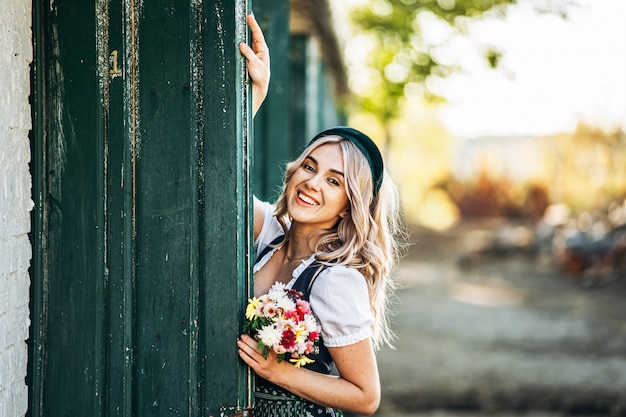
[373,222,626,417]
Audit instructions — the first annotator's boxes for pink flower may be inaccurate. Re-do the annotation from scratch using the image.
[262,302,277,317]
[296,299,311,317]
[254,303,264,318]
[283,310,299,322]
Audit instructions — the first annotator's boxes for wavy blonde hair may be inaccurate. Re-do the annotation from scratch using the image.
[273,135,406,350]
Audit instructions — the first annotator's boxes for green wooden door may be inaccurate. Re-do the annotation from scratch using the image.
[29,0,253,415]
[252,0,290,202]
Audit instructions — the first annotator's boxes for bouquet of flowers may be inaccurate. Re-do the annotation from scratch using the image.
[244,282,321,368]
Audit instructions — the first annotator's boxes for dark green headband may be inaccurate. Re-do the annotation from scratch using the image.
[310,126,384,197]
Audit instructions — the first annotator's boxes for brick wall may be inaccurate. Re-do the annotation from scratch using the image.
[0,0,33,416]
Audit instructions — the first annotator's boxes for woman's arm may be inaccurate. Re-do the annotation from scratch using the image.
[241,14,271,237]
[237,335,381,416]
[239,13,270,117]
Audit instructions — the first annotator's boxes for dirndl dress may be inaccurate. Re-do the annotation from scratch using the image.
[252,236,344,417]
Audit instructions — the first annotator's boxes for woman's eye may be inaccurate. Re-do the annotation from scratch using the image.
[303,164,315,172]
[328,178,340,186]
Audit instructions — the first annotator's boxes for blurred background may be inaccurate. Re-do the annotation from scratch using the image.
[329,0,626,415]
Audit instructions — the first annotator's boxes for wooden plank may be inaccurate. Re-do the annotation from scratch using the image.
[132,0,196,413]
[199,1,253,413]
[29,0,106,415]
[104,0,135,413]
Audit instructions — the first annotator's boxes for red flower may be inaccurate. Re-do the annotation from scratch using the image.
[280,328,296,350]
[284,310,299,321]
[296,299,310,320]
[309,331,319,341]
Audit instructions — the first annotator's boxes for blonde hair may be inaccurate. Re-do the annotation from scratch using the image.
[273,135,406,350]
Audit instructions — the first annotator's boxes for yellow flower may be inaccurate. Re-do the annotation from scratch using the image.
[294,328,307,345]
[290,355,315,368]
[246,298,261,320]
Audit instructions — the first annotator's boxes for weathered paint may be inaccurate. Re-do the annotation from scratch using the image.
[29,0,252,415]
[0,0,33,415]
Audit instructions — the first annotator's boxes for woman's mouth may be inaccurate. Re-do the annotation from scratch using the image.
[297,192,319,206]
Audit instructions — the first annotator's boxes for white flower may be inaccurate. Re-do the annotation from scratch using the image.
[274,318,286,332]
[295,341,307,354]
[267,282,287,300]
[302,314,319,333]
[276,296,296,312]
[280,318,297,332]
[257,325,282,348]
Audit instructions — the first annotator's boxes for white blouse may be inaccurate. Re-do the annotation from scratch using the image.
[254,202,374,347]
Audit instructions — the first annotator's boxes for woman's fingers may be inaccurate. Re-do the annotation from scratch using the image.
[239,334,257,349]
[239,14,270,69]
[239,13,270,115]
[247,14,268,54]
[238,335,261,361]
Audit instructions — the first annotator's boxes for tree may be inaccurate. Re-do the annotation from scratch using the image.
[347,0,573,145]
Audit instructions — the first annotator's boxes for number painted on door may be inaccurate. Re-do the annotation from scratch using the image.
[110,49,121,77]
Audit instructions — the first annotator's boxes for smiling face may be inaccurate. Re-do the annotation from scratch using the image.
[285,142,350,231]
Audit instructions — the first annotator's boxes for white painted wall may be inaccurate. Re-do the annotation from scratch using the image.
[0,0,33,415]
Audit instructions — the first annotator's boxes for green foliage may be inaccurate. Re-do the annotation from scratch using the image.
[256,340,272,360]
[243,317,272,359]
[243,316,271,334]
[349,0,572,122]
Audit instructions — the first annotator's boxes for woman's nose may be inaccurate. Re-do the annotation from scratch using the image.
[306,174,321,191]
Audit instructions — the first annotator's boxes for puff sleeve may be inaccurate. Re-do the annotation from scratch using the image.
[308,266,374,347]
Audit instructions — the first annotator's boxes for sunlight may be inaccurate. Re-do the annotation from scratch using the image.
[436,0,626,138]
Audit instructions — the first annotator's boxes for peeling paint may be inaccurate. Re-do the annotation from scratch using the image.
[48,23,70,209]
[213,3,227,116]
[191,0,206,214]
[125,0,141,159]
[95,0,111,97]
[96,0,110,277]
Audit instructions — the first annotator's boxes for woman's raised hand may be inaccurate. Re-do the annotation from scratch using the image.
[240,13,271,116]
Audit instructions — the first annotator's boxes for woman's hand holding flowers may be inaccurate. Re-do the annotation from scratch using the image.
[237,333,289,382]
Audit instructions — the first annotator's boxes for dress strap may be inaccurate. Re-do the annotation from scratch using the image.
[255,235,285,265]
[291,262,326,299]
[291,261,334,376]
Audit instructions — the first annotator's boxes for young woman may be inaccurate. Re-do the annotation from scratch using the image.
[238,14,405,417]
